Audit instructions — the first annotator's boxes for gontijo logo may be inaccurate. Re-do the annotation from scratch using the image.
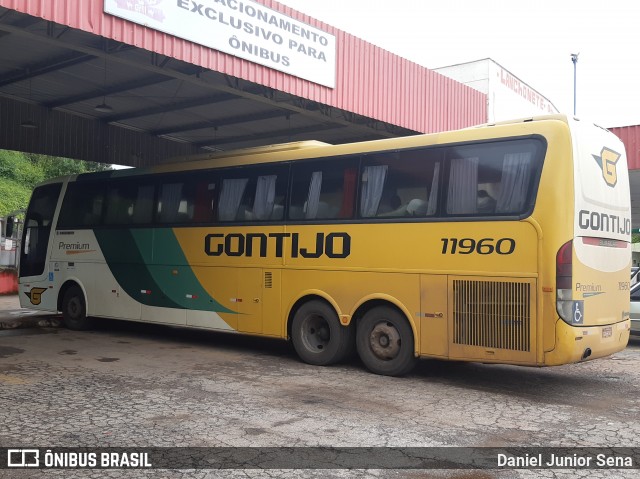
[592,147,621,187]
[25,287,47,306]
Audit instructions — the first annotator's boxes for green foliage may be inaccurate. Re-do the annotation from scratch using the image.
[0,150,112,217]
[0,178,32,217]
[28,154,111,179]
[633,233,640,244]
[0,150,44,187]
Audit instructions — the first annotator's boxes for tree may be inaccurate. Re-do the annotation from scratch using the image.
[0,150,44,187]
[0,150,112,217]
[28,154,111,179]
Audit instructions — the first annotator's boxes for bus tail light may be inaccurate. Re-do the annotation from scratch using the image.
[556,240,573,323]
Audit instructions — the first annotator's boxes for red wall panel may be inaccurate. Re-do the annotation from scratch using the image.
[610,125,640,170]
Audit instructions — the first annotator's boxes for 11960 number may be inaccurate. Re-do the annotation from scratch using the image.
[440,238,516,255]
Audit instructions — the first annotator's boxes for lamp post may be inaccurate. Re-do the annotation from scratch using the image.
[571,53,579,116]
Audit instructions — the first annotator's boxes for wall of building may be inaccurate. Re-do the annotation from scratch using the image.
[435,59,558,123]
[610,125,640,170]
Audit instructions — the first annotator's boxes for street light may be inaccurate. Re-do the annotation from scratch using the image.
[571,53,579,116]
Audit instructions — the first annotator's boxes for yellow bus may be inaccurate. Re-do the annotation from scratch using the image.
[17,115,631,376]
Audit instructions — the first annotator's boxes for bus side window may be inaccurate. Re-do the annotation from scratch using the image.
[446,156,480,215]
[105,182,154,225]
[445,140,539,217]
[192,179,217,224]
[361,148,439,219]
[250,165,289,222]
[58,182,105,228]
[218,177,249,221]
[216,165,288,223]
[289,158,358,221]
[251,175,278,221]
[493,151,534,214]
[157,180,194,224]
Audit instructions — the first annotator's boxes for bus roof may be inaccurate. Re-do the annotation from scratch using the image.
[170,140,332,163]
[68,114,578,182]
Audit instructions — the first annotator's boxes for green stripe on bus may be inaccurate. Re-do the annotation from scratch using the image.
[136,228,236,314]
[94,229,236,314]
[95,229,182,309]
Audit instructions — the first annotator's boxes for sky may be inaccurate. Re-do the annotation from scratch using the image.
[276,0,640,128]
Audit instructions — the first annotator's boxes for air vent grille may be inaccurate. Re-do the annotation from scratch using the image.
[453,279,531,352]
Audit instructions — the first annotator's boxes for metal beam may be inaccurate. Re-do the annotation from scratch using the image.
[151,109,295,136]
[0,50,95,88]
[45,75,176,109]
[196,123,346,148]
[104,92,238,123]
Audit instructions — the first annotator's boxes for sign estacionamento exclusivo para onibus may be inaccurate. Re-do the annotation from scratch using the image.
[104,0,337,88]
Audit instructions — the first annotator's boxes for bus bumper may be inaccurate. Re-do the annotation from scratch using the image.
[544,319,631,366]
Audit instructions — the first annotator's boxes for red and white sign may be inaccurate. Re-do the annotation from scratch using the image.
[104,0,336,88]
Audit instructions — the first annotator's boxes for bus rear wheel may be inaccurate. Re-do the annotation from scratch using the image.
[356,306,416,376]
[291,300,354,366]
[61,285,93,331]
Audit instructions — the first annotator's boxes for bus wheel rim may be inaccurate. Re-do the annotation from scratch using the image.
[301,314,330,352]
[369,321,401,360]
[68,297,81,319]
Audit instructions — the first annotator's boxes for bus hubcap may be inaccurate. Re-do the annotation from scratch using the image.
[69,298,80,318]
[303,315,330,352]
[369,322,401,360]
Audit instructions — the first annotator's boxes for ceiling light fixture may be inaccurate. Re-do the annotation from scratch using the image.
[20,119,37,129]
[94,102,113,113]
[20,76,38,129]
[94,55,113,114]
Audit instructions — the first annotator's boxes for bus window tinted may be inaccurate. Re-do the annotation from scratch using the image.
[20,183,61,277]
[58,182,105,227]
[289,159,358,221]
[156,179,196,224]
[445,139,543,216]
[105,182,155,225]
[361,148,442,218]
[218,166,288,222]
[192,177,218,224]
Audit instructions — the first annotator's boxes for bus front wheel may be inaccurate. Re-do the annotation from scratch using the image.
[291,300,354,366]
[356,306,416,376]
[61,285,93,331]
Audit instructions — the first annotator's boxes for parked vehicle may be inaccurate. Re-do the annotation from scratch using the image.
[630,282,640,335]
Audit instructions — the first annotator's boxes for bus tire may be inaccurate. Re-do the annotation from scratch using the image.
[291,300,354,366]
[356,306,416,376]
[61,285,93,331]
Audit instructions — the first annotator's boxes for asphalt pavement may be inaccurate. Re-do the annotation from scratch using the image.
[1,294,639,478]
